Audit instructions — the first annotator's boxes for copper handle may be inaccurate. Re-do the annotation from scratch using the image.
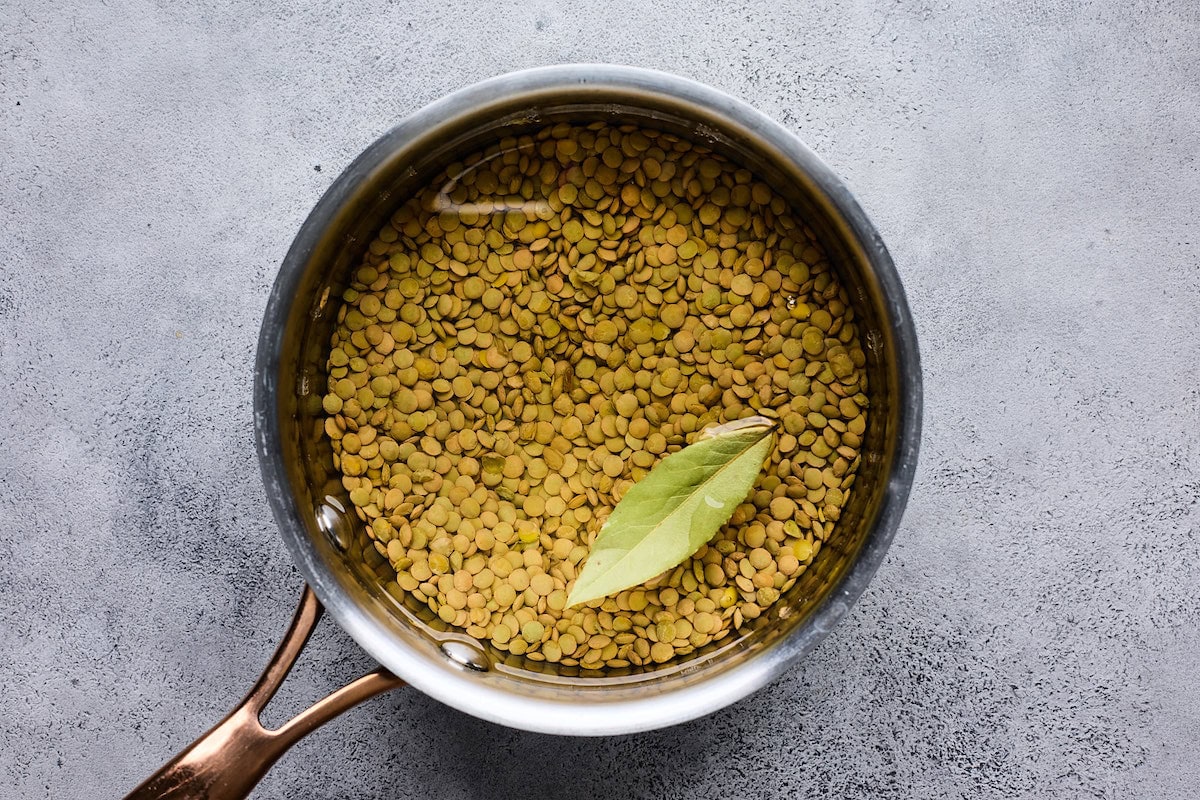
[123,586,406,800]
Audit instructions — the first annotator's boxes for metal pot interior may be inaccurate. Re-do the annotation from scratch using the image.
[256,68,918,734]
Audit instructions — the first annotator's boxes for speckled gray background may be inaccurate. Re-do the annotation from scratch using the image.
[2,1,1198,798]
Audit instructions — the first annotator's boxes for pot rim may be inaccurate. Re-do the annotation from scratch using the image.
[254,64,922,735]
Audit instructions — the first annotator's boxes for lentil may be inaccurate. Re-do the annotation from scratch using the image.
[323,122,868,671]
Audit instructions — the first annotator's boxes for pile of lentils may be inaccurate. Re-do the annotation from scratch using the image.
[321,122,869,670]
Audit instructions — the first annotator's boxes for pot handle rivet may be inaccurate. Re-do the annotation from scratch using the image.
[440,639,491,672]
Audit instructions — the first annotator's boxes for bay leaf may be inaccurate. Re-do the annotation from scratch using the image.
[567,416,777,608]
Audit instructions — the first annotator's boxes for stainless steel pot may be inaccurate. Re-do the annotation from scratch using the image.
[125,64,922,800]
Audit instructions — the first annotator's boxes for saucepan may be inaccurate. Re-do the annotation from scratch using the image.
[124,64,922,799]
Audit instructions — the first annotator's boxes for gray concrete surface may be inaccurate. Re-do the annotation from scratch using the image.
[2,1,1198,797]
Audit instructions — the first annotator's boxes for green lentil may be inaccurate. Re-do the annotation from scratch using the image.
[322,121,868,672]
